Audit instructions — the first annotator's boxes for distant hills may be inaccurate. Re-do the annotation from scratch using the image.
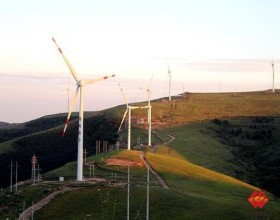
[0,122,9,128]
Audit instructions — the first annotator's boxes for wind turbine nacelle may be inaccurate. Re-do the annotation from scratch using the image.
[78,80,85,87]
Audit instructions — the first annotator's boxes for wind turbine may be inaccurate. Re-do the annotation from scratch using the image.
[139,76,153,147]
[118,84,148,150]
[52,37,115,181]
[168,62,172,101]
[272,61,275,93]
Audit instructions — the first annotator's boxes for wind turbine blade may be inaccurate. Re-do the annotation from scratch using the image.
[62,86,79,137]
[118,109,128,132]
[85,74,115,85]
[118,83,128,107]
[52,37,79,83]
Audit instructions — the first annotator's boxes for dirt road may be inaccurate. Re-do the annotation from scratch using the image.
[18,186,76,220]
[140,152,170,189]
[152,131,175,150]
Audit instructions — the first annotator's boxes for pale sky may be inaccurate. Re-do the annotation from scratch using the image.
[1,0,280,123]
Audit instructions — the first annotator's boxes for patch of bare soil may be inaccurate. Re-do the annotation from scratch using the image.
[106,158,144,167]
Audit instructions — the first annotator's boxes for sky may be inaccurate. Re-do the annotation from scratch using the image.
[1,0,280,123]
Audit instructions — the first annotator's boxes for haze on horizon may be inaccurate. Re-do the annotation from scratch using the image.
[1,0,280,123]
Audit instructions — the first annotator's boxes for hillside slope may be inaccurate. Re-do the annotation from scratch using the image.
[123,91,280,127]
[1,91,280,219]
[1,91,280,189]
[32,150,280,219]
[0,114,118,188]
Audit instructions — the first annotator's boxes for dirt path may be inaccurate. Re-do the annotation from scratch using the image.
[138,130,176,189]
[140,152,170,190]
[152,130,175,150]
[18,186,77,220]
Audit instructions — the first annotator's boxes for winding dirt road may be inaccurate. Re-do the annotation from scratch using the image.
[18,186,77,220]
[152,131,175,150]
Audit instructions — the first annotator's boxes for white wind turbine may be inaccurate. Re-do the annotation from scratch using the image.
[52,37,115,181]
[118,84,148,150]
[139,76,153,147]
[272,61,275,93]
[168,62,172,101]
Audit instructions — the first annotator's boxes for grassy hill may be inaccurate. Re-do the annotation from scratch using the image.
[121,91,280,126]
[31,150,280,219]
[2,148,279,219]
[0,91,280,219]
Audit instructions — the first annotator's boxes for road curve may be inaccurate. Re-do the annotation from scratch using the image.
[152,131,175,150]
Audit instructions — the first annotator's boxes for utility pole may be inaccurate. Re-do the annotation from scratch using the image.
[31,155,37,183]
[146,164,150,220]
[127,166,130,220]
[95,140,101,154]
[10,161,13,192]
[148,105,152,147]
[272,61,275,93]
[15,161,18,193]
[89,164,95,178]
[84,148,87,164]
[95,140,98,155]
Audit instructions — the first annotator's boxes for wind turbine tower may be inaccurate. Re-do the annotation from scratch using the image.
[272,61,275,93]
[52,38,115,181]
[140,76,153,147]
[168,63,172,101]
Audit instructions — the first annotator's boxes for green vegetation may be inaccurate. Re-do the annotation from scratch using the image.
[0,182,59,220]
[210,117,280,196]
[0,115,119,189]
[0,114,74,143]
[33,150,280,219]
[158,122,241,177]
[1,147,280,219]
[1,91,280,219]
